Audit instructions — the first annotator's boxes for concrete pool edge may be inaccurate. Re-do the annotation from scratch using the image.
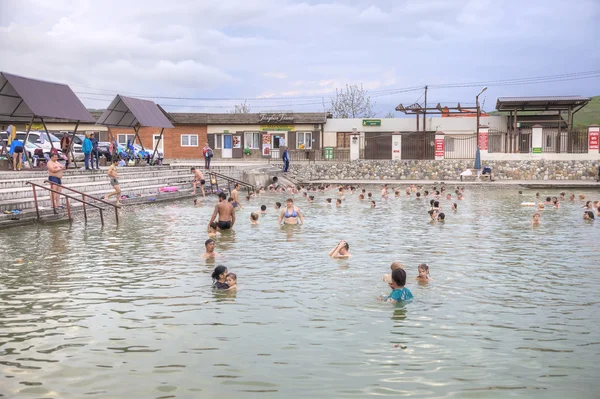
[303,179,600,189]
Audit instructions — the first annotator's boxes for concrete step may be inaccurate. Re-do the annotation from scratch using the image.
[0,181,202,212]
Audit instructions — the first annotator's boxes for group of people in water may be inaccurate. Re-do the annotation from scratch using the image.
[196,175,597,299]
[524,191,600,225]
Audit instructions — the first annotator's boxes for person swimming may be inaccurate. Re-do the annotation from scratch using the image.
[383,261,403,283]
[417,263,430,281]
[279,198,304,225]
[532,212,541,225]
[250,212,259,225]
[378,269,413,303]
[437,212,445,222]
[584,210,595,220]
[212,265,229,289]
[329,240,351,258]
[208,222,220,238]
[226,273,237,290]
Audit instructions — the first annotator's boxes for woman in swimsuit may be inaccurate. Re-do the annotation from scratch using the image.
[278,198,304,225]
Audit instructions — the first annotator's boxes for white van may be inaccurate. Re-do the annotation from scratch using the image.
[16,131,84,161]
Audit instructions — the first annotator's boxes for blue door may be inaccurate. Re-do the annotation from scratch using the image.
[223,134,233,158]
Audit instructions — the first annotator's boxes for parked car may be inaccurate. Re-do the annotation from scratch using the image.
[15,131,84,161]
[97,141,112,160]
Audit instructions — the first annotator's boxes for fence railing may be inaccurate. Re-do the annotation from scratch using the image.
[444,134,477,159]
[489,129,588,153]
[284,149,350,162]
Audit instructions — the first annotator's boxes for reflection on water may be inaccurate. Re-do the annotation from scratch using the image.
[1,187,599,398]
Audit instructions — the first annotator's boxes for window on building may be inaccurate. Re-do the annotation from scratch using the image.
[181,134,198,147]
[445,137,455,152]
[337,132,352,148]
[244,132,260,149]
[297,132,312,149]
[546,134,552,148]
[118,134,136,145]
[214,134,222,149]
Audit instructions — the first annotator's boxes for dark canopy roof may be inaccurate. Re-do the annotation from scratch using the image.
[0,72,95,122]
[97,95,173,128]
[496,96,590,111]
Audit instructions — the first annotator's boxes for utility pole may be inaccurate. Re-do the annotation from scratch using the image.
[423,85,428,133]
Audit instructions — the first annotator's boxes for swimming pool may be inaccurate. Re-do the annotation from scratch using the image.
[1,187,599,398]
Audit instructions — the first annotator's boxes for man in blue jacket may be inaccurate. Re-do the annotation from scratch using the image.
[82,133,93,170]
[282,147,290,173]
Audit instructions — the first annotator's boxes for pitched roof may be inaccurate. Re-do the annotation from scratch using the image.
[168,112,329,125]
[96,95,173,128]
[0,72,95,122]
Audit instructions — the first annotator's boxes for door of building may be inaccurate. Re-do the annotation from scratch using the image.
[153,134,164,155]
[270,132,285,159]
[222,134,233,158]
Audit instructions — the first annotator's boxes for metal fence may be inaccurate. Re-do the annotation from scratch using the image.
[488,129,509,153]
[287,148,350,162]
[401,132,435,160]
[444,134,477,159]
[542,129,588,153]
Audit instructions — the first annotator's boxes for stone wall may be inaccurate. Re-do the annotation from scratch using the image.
[286,160,600,181]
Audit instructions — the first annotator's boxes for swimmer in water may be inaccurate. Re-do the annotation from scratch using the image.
[279,198,304,225]
[381,184,389,199]
[212,266,229,289]
[383,261,404,283]
[378,269,413,303]
[532,212,541,225]
[417,263,430,282]
[451,203,457,211]
[208,192,235,230]
[208,222,221,238]
[569,193,575,201]
[428,209,437,222]
[329,240,351,258]
[308,195,314,203]
[583,210,595,220]
[202,238,221,258]
[260,205,267,214]
[446,194,452,200]
[370,200,376,208]
[274,202,281,210]
[325,198,332,205]
[231,183,242,210]
[359,194,365,201]
[437,212,445,222]
[250,212,259,225]
[336,198,342,207]
[226,273,237,290]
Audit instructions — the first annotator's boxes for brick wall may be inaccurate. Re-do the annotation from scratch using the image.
[109,125,207,159]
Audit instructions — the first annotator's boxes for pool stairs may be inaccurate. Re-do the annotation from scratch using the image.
[0,165,246,227]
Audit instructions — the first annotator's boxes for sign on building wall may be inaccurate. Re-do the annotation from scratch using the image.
[362,119,381,127]
[434,138,445,157]
[259,113,294,123]
[532,147,542,154]
[589,129,599,150]
[478,132,489,151]
[262,133,272,157]
[233,135,241,149]
[260,125,295,132]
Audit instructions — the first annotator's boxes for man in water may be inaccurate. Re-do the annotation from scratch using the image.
[209,192,236,230]
[47,152,65,209]
[381,184,389,200]
[202,238,220,258]
[191,167,205,197]
[230,183,242,209]
[104,158,122,206]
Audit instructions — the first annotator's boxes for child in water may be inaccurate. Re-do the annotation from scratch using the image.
[226,273,237,290]
[417,263,430,281]
[378,269,413,303]
[208,222,221,237]
[250,212,259,225]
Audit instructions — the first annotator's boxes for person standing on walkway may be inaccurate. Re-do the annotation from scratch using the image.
[282,147,290,173]
[191,167,205,197]
[203,142,213,170]
[60,132,71,169]
[47,152,65,209]
[8,137,24,171]
[90,132,100,170]
[104,158,122,206]
[82,133,92,170]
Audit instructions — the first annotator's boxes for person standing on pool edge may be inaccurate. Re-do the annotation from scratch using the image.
[209,192,236,230]
[191,167,205,197]
[282,147,290,173]
[203,142,213,170]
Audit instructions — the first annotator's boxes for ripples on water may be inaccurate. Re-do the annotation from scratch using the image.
[1,187,599,398]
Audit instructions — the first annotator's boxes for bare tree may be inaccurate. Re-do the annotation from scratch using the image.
[327,84,375,118]
[384,111,396,118]
[229,101,251,114]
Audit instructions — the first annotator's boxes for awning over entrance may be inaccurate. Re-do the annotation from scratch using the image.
[0,72,95,122]
[96,95,173,128]
[496,96,590,112]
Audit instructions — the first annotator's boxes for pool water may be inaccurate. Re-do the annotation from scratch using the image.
[1,187,599,398]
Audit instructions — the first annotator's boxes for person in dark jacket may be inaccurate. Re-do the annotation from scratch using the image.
[90,133,100,170]
[282,147,290,173]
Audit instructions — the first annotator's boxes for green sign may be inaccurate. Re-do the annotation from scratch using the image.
[362,119,381,127]
[532,147,542,154]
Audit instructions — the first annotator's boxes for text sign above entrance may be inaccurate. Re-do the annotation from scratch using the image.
[260,125,295,132]
[258,113,294,123]
[362,119,381,126]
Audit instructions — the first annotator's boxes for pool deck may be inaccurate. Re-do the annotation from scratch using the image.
[305,179,600,189]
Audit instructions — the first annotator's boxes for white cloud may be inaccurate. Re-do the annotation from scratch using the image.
[0,0,598,113]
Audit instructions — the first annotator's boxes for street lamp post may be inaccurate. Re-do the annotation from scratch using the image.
[476,86,488,145]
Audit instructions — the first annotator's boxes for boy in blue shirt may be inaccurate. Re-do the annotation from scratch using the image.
[378,268,413,303]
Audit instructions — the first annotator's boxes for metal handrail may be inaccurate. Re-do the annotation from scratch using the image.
[43,180,119,223]
[208,172,255,196]
[26,181,107,224]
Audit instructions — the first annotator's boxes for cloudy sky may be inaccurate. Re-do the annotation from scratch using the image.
[1,0,599,115]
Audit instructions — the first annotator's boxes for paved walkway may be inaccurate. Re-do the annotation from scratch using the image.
[305,179,600,188]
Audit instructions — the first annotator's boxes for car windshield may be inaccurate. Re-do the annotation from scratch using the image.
[41,133,60,142]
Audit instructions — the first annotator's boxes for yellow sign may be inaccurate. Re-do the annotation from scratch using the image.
[25,123,45,130]
[260,125,295,132]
